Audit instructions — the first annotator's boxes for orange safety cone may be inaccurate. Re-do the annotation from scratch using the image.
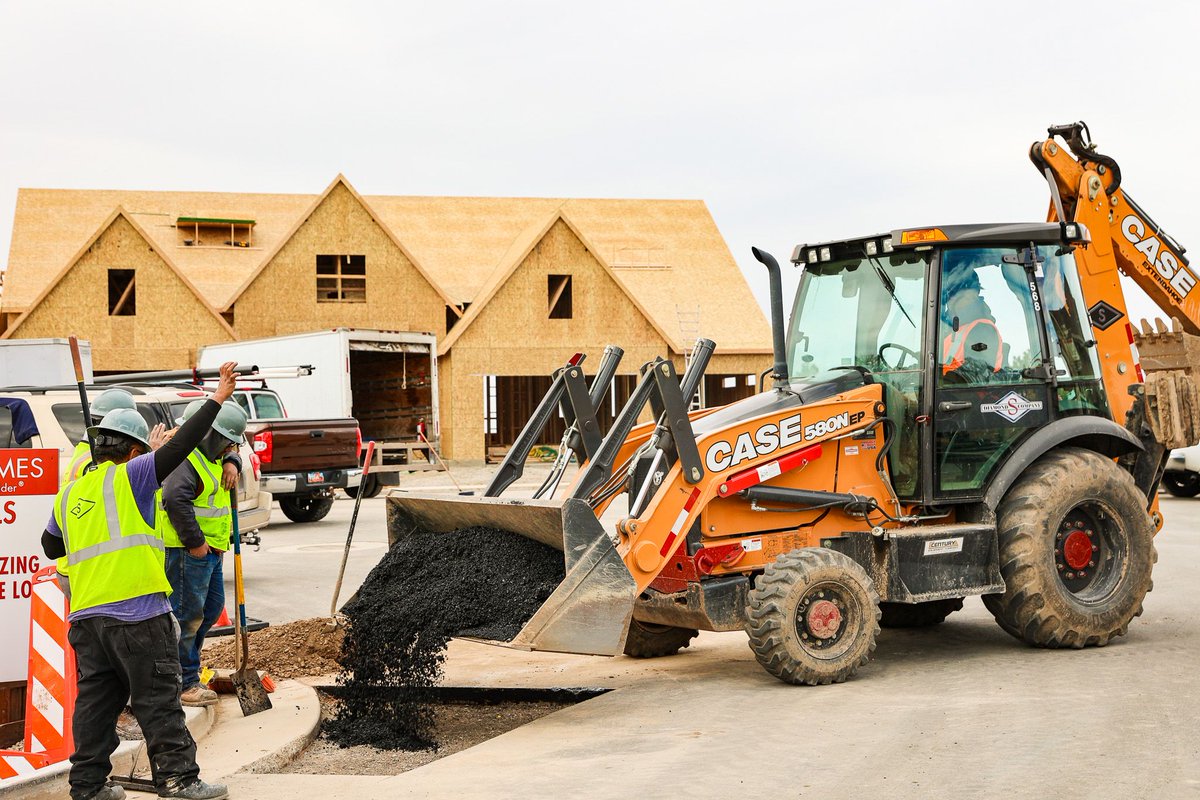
[214,607,231,628]
[0,567,76,779]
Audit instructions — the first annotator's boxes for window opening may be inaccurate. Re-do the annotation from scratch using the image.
[317,255,366,303]
[108,269,136,316]
[548,274,573,319]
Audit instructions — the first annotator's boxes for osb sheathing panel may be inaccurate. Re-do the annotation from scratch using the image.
[232,183,447,341]
[6,216,233,371]
[3,188,313,313]
[447,220,675,460]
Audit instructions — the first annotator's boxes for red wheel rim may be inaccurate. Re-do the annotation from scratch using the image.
[807,599,842,639]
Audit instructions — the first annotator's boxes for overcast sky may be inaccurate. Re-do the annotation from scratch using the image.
[2,1,1197,325]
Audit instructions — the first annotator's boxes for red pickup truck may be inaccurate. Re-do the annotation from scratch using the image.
[246,417,361,522]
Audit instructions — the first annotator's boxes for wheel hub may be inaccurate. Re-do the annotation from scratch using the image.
[806,599,842,639]
[1062,530,1093,570]
[1055,510,1109,596]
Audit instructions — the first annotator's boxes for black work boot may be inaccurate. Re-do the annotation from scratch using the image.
[157,777,229,799]
[79,784,127,800]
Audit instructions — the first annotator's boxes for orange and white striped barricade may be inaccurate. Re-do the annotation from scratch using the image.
[0,566,75,779]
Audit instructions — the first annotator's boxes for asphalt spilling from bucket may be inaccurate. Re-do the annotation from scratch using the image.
[324,526,566,750]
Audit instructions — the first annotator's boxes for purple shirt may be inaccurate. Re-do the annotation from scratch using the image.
[47,452,173,623]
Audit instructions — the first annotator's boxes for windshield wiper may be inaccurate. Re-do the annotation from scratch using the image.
[868,256,915,328]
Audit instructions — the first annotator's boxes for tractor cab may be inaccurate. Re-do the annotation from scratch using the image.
[789,223,1104,505]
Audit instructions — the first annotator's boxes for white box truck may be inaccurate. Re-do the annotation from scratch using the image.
[0,338,93,387]
[199,329,440,495]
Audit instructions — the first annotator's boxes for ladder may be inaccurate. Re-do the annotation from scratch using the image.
[676,304,704,410]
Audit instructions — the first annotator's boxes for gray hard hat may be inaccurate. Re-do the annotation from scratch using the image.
[91,389,136,418]
[175,399,206,425]
[88,408,151,450]
[213,402,248,443]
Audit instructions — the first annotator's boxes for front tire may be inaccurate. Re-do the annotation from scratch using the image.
[279,495,335,523]
[622,620,698,658]
[1161,471,1200,498]
[983,448,1156,648]
[745,548,880,685]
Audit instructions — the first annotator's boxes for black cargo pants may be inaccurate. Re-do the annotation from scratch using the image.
[66,612,200,799]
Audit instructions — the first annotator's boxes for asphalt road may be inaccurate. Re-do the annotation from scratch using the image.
[225,480,1200,799]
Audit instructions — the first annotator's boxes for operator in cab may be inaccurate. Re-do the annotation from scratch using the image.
[41,363,241,800]
[940,264,1004,382]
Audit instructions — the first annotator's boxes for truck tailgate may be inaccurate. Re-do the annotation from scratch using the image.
[249,418,359,473]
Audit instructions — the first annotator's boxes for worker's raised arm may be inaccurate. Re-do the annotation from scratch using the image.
[152,361,238,483]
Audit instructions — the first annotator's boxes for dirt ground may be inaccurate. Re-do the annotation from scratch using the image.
[275,692,570,775]
[202,618,345,680]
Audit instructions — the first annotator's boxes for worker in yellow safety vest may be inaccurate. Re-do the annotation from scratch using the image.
[42,362,240,800]
[56,388,166,598]
[159,400,247,707]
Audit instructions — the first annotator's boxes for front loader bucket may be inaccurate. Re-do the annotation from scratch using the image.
[385,493,638,657]
[1134,318,1200,449]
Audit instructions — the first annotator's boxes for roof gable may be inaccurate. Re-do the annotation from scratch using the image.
[438,210,679,355]
[2,207,235,339]
[223,175,457,311]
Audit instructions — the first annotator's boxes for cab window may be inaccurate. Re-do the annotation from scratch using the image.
[938,248,1044,387]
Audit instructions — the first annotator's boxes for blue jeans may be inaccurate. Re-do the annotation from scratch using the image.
[165,548,225,690]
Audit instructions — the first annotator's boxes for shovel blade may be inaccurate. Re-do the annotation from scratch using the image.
[385,493,637,656]
[232,668,272,716]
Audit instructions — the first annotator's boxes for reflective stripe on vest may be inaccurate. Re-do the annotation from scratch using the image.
[55,446,91,578]
[942,318,1004,374]
[64,441,91,484]
[158,451,232,550]
[52,460,171,612]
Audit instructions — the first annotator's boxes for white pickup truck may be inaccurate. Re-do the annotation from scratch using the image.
[0,384,272,533]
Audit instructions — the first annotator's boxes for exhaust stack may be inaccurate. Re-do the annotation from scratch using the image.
[752,247,789,390]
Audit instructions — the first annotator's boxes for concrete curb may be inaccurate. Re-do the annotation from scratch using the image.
[0,704,214,800]
[191,680,321,781]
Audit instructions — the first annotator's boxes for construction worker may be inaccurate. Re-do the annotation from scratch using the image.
[41,362,239,800]
[64,389,137,481]
[58,389,166,598]
[940,264,1004,380]
[159,401,247,707]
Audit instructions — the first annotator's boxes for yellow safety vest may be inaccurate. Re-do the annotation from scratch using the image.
[52,461,172,613]
[56,441,93,578]
[65,441,92,482]
[158,451,232,551]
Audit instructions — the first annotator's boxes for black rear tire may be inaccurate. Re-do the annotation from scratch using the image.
[745,547,880,685]
[1161,471,1200,498]
[345,474,383,499]
[622,620,698,658]
[983,447,1156,648]
[279,495,335,523]
[879,598,964,628]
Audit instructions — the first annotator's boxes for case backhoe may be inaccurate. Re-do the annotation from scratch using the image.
[386,122,1200,685]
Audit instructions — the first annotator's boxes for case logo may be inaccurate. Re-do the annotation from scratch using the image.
[980,391,1043,423]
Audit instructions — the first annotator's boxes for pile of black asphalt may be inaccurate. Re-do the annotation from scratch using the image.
[324,525,565,750]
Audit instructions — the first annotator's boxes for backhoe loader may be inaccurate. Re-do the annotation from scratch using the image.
[386,122,1200,685]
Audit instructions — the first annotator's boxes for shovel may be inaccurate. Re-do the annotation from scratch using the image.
[328,441,375,629]
[231,495,272,715]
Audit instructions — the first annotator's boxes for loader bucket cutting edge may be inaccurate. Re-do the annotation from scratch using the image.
[385,492,638,657]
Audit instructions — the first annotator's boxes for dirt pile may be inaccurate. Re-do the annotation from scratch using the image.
[323,526,564,751]
[202,617,345,679]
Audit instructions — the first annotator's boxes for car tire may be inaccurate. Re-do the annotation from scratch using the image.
[1161,470,1200,498]
[279,495,336,523]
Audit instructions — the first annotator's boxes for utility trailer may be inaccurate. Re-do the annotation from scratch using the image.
[200,329,441,497]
